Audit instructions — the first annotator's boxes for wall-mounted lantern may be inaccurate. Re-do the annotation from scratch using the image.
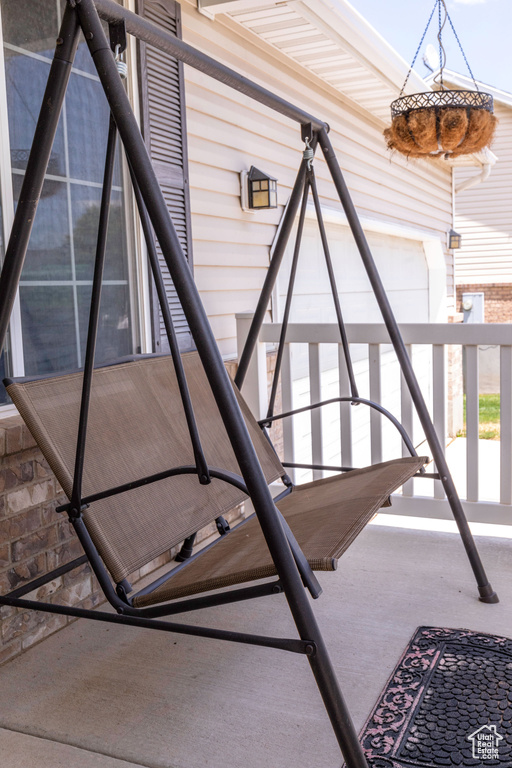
[448,229,462,249]
[240,166,278,212]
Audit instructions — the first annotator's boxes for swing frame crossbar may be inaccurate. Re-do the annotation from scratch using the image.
[0,2,498,768]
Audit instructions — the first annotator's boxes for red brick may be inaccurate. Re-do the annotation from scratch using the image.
[79,591,104,611]
[21,425,36,450]
[41,499,66,527]
[11,526,58,562]
[1,609,44,644]
[47,538,84,570]
[35,457,52,480]
[0,543,9,569]
[57,572,92,607]
[62,563,91,587]
[0,508,41,542]
[56,519,76,543]
[3,554,46,590]
[31,577,63,600]
[6,480,56,516]
[21,613,67,650]
[0,461,35,494]
[5,425,23,455]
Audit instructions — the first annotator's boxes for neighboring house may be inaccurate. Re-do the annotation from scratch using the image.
[433,70,512,393]
[444,71,512,322]
[0,0,457,661]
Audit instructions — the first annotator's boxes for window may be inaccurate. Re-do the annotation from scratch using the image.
[0,0,193,407]
[0,0,139,403]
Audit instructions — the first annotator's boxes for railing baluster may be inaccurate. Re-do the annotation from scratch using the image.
[281,343,295,483]
[253,316,510,516]
[465,345,479,502]
[369,343,382,464]
[338,344,353,468]
[309,343,324,480]
[401,344,414,497]
[500,345,512,505]
[433,344,446,500]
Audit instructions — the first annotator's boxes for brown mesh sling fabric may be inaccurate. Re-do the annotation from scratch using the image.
[7,351,425,600]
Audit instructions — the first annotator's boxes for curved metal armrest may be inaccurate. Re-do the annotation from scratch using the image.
[259,396,422,466]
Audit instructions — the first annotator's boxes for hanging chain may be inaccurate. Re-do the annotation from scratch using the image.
[445,7,479,91]
[434,0,447,90]
[303,136,314,170]
[399,0,438,97]
[399,0,479,98]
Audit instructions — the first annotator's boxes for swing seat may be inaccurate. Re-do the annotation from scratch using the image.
[5,351,426,609]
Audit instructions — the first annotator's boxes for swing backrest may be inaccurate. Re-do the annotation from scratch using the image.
[5,353,284,583]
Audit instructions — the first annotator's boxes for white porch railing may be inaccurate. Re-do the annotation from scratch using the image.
[236,313,512,526]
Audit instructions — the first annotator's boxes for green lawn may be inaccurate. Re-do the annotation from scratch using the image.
[458,393,500,440]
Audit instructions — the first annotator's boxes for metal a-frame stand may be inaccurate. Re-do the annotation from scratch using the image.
[0,2,498,768]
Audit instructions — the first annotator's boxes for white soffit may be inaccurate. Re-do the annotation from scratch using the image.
[220,0,429,122]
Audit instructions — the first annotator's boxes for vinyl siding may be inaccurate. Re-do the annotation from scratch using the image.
[180,1,453,357]
[454,103,512,285]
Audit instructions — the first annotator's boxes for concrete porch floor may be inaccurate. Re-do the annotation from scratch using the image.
[1,518,512,768]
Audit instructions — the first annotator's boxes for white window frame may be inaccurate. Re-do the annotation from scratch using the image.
[0,0,153,417]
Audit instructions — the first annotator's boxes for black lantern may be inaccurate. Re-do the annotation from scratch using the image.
[448,229,462,249]
[247,166,277,210]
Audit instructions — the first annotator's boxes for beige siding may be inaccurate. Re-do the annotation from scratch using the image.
[454,103,512,285]
[181,1,453,357]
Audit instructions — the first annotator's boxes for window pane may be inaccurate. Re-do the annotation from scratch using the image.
[71,187,128,283]
[5,51,65,177]
[78,284,133,366]
[58,0,107,77]
[2,0,57,56]
[66,73,117,185]
[19,286,77,374]
[2,0,139,386]
[15,178,72,280]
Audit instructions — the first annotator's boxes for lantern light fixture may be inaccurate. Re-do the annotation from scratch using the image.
[448,229,462,249]
[240,166,278,212]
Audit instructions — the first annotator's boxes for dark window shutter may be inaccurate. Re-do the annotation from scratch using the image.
[137,0,194,352]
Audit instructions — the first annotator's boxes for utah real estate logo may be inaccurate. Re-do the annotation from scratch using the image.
[467,725,503,761]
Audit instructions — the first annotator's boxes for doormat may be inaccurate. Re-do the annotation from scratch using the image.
[358,627,512,767]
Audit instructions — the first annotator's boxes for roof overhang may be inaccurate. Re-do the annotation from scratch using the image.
[198,0,431,123]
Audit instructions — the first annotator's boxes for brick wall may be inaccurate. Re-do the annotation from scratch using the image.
[456,284,512,323]
[0,417,101,664]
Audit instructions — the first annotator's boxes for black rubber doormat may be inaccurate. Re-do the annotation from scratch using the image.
[358,627,512,767]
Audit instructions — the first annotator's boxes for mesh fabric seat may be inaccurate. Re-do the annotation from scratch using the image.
[133,456,425,606]
[6,353,283,582]
[6,352,425,603]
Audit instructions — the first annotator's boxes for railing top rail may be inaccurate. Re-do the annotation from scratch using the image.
[255,321,512,346]
[94,0,327,132]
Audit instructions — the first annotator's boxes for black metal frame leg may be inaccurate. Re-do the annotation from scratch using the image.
[317,127,497,604]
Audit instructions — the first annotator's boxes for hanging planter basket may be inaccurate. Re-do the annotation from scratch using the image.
[385,90,496,159]
[384,0,497,160]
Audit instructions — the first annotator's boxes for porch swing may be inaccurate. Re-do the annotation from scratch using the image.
[2,104,425,613]
[0,3,498,768]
